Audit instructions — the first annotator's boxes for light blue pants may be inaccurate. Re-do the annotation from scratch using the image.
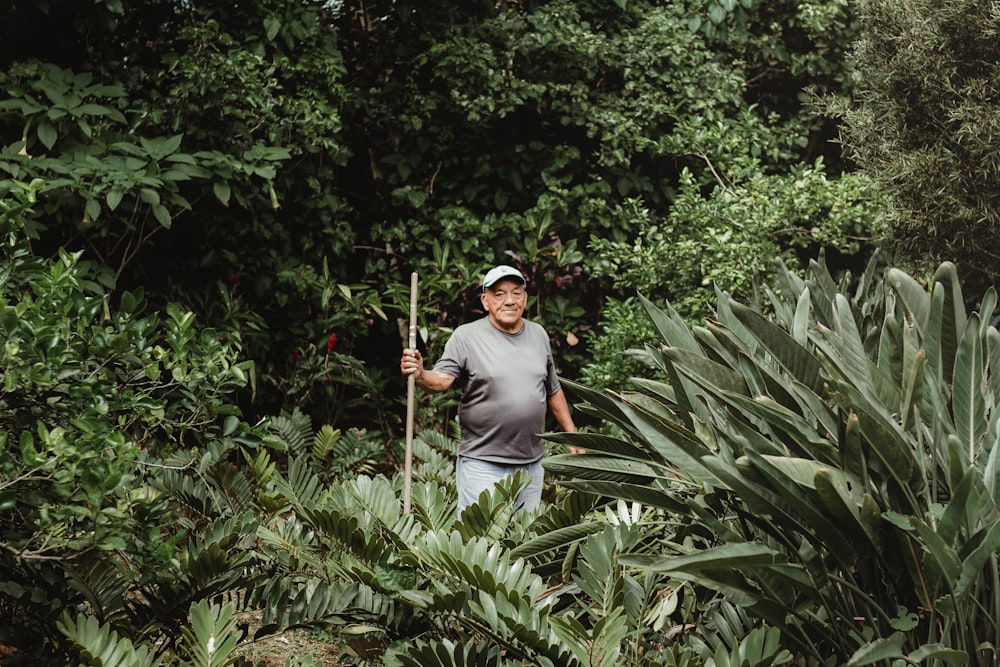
[456,456,544,514]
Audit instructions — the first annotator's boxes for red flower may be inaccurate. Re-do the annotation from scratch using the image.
[230,272,240,287]
[291,350,299,365]
[327,333,337,352]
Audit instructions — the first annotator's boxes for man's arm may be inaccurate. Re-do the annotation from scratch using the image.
[546,387,576,432]
[401,348,456,393]
[547,387,586,454]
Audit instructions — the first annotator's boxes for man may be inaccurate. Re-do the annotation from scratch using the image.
[400,264,578,513]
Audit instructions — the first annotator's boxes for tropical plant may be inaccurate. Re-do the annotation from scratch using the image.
[548,253,997,664]
[0,180,314,662]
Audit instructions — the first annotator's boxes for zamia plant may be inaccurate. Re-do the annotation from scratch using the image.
[256,424,734,667]
[547,254,997,665]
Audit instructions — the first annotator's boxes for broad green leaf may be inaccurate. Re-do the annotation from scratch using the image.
[730,299,823,393]
[932,262,966,383]
[937,466,975,545]
[952,313,985,462]
[886,268,930,334]
[792,286,811,344]
[509,522,606,559]
[37,120,57,149]
[743,452,857,566]
[541,431,652,461]
[616,399,716,484]
[924,283,946,384]
[955,520,1000,598]
[805,255,838,324]
[814,468,878,549]
[833,380,919,508]
[663,346,749,396]
[845,632,906,666]
[722,393,838,463]
[907,643,969,665]
[105,188,123,211]
[621,542,783,574]
[988,327,1000,427]
[900,349,926,432]
[910,516,962,586]
[983,419,1000,510]
[557,480,688,514]
[543,453,664,484]
[638,293,699,351]
[152,204,171,228]
[830,293,870,387]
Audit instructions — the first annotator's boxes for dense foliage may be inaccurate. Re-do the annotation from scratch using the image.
[552,255,999,665]
[9,0,999,664]
[828,0,1000,296]
[0,0,878,424]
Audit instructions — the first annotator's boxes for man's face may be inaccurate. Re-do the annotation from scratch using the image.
[481,277,527,332]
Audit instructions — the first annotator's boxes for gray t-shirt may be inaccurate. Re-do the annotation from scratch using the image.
[433,316,561,464]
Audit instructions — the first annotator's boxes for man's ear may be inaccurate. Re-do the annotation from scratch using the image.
[479,290,489,309]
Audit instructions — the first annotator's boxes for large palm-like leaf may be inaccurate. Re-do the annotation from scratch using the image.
[58,613,163,667]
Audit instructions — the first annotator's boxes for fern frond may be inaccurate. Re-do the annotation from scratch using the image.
[268,407,314,457]
[58,612,162,667]
[274,456,324,506]
[391,638,501,667]
[454,471,531,542]
[63,554,131,624]
[312,424,342,462]
[208,461,255,513]
[177,601,241,667]
[250,576,360,631]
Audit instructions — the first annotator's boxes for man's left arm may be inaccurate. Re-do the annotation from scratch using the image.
[547,387,586,454]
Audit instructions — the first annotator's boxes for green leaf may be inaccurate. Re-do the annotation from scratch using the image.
[932,262,967,383]
[845,633,906,666]
[19,430,45,466]
[886,269,930,333]
[620,542,784,573]
[152,204,172,228]
[955,520,1000,598]
[543,453,664,484]
[264,15,281,41]
[212,181,231,206]
[509,522,606,559]
[953,313,984,462]
[105,189,123,211]
[85,198,101,223]
[730,299,823,393]
[907,643,969,665]
[37,120,57,149]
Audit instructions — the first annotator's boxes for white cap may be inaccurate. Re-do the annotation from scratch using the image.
[482,264,526,289]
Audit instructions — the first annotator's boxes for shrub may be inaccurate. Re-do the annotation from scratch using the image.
[550,253,997,664]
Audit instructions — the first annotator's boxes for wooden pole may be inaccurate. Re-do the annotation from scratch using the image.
[403,271,418,514]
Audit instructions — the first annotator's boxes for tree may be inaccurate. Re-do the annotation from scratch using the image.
[0,1,391,429]
[0,179,260,655]
[829,0,1000,298]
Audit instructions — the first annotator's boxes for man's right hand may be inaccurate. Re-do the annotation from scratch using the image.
[400,349,456,393]
[400,348,424,378]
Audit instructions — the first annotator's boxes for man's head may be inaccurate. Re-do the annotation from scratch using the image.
[480,265,527,333]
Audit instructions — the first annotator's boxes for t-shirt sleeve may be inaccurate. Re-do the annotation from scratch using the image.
[432,330,463,378]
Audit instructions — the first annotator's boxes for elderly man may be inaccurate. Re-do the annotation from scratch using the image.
[400,264,577,513]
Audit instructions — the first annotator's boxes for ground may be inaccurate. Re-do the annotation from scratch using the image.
[0,626,348,666]
[236,626,348,666]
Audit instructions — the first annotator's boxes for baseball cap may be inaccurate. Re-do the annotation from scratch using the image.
[482,265,526,289]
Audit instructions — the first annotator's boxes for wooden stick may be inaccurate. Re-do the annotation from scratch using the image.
[403,271,418,514]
